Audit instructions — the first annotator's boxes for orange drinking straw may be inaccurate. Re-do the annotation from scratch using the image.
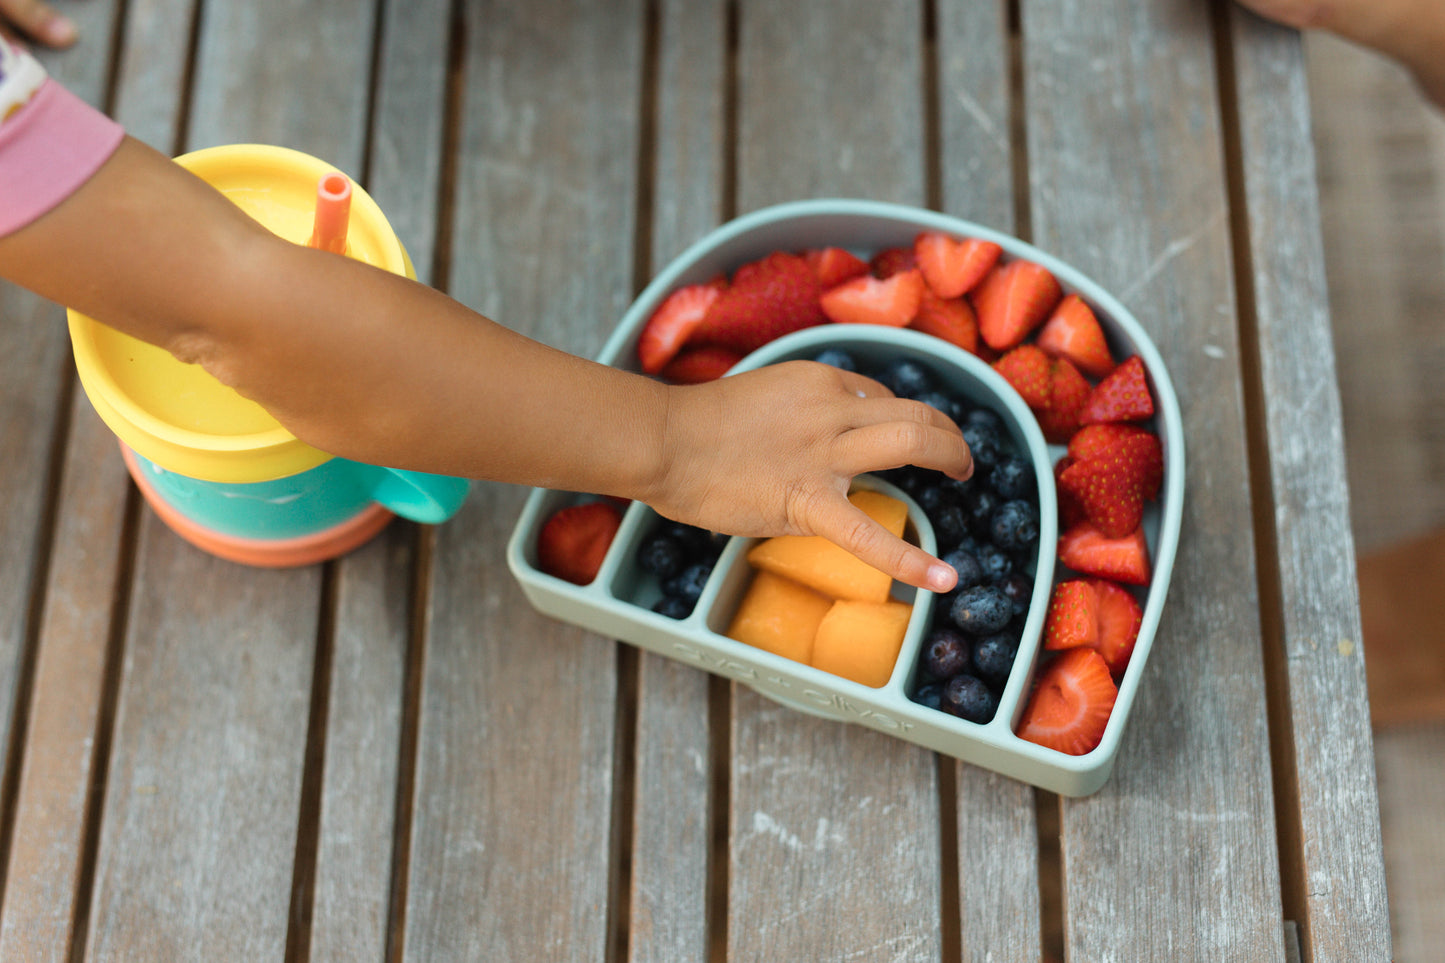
[308,171,352,254]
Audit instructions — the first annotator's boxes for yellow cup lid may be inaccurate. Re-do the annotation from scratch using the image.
[68,144,412,483]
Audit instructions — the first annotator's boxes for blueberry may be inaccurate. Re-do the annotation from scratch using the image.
[950,584,1013,635]
[964,489,1000,539]
[814,348,857,371]
[661,561,713,605]
[971,632,1020,690]
[931,504,971,551]
[995,571,1033,617]
[987,455,1034,501]
[965,407,1005,434]
[660,521,714,558]
[938,475,975,501]
[940,547,985,593]
[917,390,965,424]
[989,499,1039,553]
[652,594,694,619]
[912,682,944,711]
[976,543,1014,582]
[920,626,971,680]
[636,532,686,579]
[960,421,1003,471]
[916,483,953,518]
[940,673,998,723]
[878,358,933,399]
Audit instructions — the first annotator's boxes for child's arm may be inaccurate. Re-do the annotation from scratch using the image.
[0,136,971,592]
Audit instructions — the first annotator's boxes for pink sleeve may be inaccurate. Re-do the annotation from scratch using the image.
[0,78,125,237]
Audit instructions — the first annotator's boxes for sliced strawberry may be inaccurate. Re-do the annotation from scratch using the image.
[1080,355,1154,425]
[913,232,1003,298]
[660,345,744,384]
[1054,455,1087,528]
[695,251,825,353]
[1057,456,1144,538]
[536,501,623,585]
[819,268,925,327]
[1089,578,1143,677]
[1042,580,1099,651]
[1016,647,1118,755]
[993,345,1051,410]
[1068,424,1163,501]
[1057,521,1151,585]
[971,260,1063,351]
[909,287,979,352]
[1035,294,1116,380]
[1036,356,1090,444]
[636,281,723,374]
[869,245,917,278]
[806,246,869,289]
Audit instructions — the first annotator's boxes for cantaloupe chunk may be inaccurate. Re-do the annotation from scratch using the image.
[746,490,908,603]
[810,598,913,688]
[726,570,834,664]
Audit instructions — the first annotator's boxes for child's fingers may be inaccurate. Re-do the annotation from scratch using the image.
[807,496,958,594]
[0,0,76,46]
[833,419,973,481]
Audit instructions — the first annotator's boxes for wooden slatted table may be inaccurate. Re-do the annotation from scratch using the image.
[0,1,1391,960]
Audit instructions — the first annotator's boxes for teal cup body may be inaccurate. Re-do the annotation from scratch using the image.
[127,447,470,539]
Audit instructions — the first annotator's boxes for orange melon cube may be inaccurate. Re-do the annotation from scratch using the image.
[726,570,834,664]
[746,490,909,603]
[810,598,913,688]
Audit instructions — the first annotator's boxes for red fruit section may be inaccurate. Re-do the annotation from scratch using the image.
[537,501,623,586]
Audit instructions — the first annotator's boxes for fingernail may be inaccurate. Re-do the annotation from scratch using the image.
[42,15,78,46]
[926,562,956,593]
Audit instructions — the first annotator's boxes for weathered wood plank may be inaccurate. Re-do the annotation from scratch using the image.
[82,1,379,956]
[627,2,728,961]
[305,2,452,958]
[934,3,1045,959]
[0,1,129,956]
[725,3,946,960]
[1021,0,1286,958]
[402,2,643,958]
[1228,10,1392,960]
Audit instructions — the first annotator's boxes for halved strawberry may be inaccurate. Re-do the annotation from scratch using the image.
[1079,355,1154,425]
[913,232,1003,299]
[806,246,869,289]
[536,501,623,585]
[869,245,917,278]
[1016,647,1118,755]
[636,281,723,374]
[1057,521,1151,585]
[1035,294,1116,380]
[971,260,1063,351]
[819,268,925,326]
[1089,577,1143,677]
[910,287,979,352]
[660,345,744,384]
[1036,356,1090,444]
[1057,456,1144,538]
[1067,423,1163,501]
[992,344,1052,409]
[1042,580,1099,651]
[1054,456,1087,528]
[694,251,825,353]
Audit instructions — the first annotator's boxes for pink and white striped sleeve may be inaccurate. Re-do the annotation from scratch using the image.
[1,38,124,237]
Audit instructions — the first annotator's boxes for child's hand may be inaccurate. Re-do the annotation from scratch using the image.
[648,360,972,594]
[0,0,77,47]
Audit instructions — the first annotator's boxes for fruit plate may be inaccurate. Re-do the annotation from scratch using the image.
[506,199,1185,797]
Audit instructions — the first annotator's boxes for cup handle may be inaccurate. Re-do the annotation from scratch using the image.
[364,466,470,524]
